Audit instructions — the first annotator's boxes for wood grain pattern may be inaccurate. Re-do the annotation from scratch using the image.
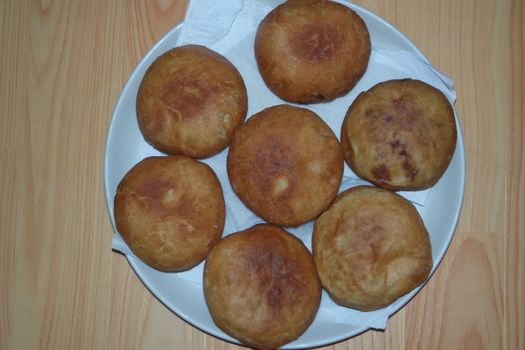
[507,1,525,350]
[0,0,522,349]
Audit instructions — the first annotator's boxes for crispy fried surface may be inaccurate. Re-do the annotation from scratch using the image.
[137,45,247,158]
[313,186,432,311]
[255,0,371,103]
[114,156,225,271]
[341,79,457,190]
[204,224,321,349]
[227,104,344,226]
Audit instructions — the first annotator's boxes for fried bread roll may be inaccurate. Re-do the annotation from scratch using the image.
[341,79,457,190]
[313,185,432,311]
[255,0,371,103]
[204,224,321,349]
[137,45,247,158]
[227,104,344,226]
[114,156,225,271]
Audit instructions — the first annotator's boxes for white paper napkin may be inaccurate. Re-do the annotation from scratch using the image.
[113,0,457,331]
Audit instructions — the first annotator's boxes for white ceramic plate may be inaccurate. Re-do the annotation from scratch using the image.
[104,2,465,348]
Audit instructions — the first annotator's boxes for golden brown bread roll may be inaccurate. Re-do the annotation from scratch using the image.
[341,79,457,190]
[137,45,247,158]
[313,185,432,311]
[204,224,321,349]
[114,156,225,271]
[254,0,371,103]
[227,104,344,226]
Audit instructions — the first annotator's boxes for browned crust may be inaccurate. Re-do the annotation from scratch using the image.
[254,0,371,103]
[341,79,457,190]
[227,104,344,226]
[204,224,321,349]
[113,156,225,271]
[137,45,247,158]
[312,185,433,311]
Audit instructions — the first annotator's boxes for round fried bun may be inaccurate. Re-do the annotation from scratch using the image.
[341,79,457,190]
[313,185,432,311]
[255,0,371,103]
[137,45,247,158]
[227,104,344,226]
[114,156,225,271]
[204,224,321,349]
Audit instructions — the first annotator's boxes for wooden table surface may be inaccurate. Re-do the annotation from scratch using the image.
[1,0,523,349]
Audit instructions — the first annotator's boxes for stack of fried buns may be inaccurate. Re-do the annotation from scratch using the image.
[113,1,457,348]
